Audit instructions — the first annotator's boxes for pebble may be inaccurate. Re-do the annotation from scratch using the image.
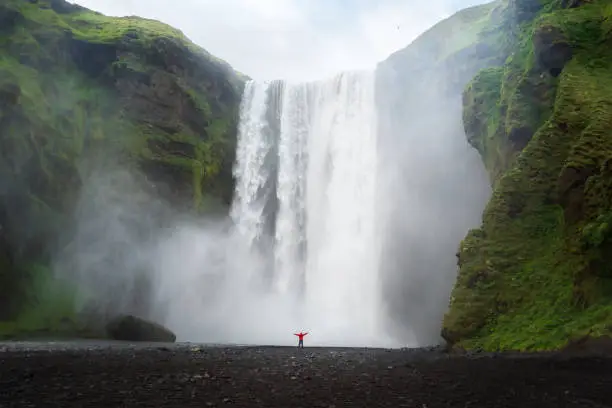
[0,342,609,407]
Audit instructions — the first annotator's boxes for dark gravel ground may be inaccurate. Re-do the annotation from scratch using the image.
[1,341,612,407]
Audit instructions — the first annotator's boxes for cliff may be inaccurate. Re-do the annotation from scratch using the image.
[443,0,612,351]
[0,0,245,337]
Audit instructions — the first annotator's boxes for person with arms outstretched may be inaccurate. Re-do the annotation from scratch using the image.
[294,331,308,348]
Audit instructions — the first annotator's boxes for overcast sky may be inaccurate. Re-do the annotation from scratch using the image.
[71,0,485,81]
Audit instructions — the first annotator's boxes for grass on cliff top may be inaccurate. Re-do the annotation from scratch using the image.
[446,0,612,351]
[9,0,232,68]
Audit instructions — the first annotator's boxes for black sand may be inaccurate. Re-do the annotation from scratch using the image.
[1,341,611,407]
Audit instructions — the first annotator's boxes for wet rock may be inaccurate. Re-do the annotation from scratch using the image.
[0,82,21,107]
[49,0,87,14]
[508,125,535,151]
[557,165,596,224]
[509,0,543,22]
[563,334,612,354]
[0,5,23,34]
[561,0,588,8]
[68,37,118,78]
[533,25,573,77]
[105,315,176,343]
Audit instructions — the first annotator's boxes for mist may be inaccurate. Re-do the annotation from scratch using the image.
[50,163,305,345]
[375,45,492,345]
[52,163,389,347]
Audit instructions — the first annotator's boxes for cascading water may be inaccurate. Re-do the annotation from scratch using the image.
[55,62,490,348]
[231,71,394,347]
[230,80,274,252]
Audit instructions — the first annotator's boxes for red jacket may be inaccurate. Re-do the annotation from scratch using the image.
[294,332,308,340]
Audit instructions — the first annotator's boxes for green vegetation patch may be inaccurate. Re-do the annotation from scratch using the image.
[0,263,103,340]
[445,0,612,351]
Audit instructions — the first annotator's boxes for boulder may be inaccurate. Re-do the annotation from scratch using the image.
[105,315,176,343]
[563,333,612,354]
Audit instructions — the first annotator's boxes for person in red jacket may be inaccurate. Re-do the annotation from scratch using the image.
[294,331,308,348]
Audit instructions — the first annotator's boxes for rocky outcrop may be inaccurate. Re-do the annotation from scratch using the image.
[443,0,612,351]
[105,315,177,343]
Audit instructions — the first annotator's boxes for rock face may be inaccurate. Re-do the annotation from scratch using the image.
[0,0,245,335]
[106,315,176,342]
[443,0,612,351]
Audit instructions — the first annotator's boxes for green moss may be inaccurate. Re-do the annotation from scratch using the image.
[0,263,104,340]
[9,0,188,47]
[463,67,504,175]
[445,0,612,351]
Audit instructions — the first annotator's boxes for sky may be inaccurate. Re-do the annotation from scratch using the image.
[71,0,485,81]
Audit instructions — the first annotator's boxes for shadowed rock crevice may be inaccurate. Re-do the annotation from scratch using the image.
[534,25,573,77]
[69,38,118,79]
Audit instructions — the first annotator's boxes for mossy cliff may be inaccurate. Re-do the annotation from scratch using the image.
[443,0,612,351]
[0,0,245,337]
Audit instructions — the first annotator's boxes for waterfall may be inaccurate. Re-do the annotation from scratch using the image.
[231,71,393,347]
[230,80,275,251]
[55,56,489,348]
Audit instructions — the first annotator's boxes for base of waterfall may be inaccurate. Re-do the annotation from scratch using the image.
[1,341,611,407]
